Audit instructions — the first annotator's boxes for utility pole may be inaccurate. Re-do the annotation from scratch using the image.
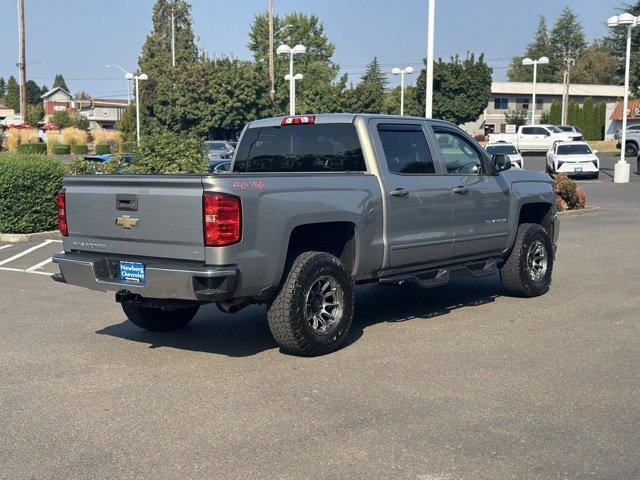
[17,0,27,118]
[171,0,176,67]
[268,0,275,101]
[561,49,574,125]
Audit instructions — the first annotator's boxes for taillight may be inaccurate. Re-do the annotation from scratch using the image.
[57,189,68,236]
[203,193,241,246]
[281,115,315,126]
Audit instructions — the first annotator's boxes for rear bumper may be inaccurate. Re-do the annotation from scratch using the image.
[52,252,238,302]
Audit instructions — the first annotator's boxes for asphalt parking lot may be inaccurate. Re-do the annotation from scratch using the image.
[1,154,639,480]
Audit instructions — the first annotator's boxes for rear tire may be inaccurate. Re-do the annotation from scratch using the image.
[121,301,199,331]
[625,142,638,158]
[500,223,553,298]
[592,172,599,179]
[267,251,354,356]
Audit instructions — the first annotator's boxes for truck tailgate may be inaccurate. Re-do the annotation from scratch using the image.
[63,175,205,261]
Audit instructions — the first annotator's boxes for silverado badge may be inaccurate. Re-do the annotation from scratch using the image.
[115,215,139,229]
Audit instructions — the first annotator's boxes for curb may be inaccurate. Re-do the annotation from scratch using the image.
[557,206,600,217]
[0,230,61,243]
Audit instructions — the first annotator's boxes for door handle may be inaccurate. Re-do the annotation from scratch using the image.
[452,185,469,194]
[389,188,409,198]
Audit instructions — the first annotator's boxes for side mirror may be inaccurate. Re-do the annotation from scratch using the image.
[492,154,511,173]
[592,149,598,154]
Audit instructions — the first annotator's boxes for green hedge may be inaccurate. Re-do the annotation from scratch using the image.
[17,143,47,154]
[71,144,89,155]
[51,144,71,155]
[94,143,112,154]
[120,141,138,154]
[0,154,66,234]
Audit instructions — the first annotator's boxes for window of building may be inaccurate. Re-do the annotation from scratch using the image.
[516,98,530,111]
[377,124,435,174]
[493,97,508,110]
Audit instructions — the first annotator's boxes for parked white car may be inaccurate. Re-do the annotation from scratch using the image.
[546,141,600,179]
[485,142,524,169]
[487,124,580,153]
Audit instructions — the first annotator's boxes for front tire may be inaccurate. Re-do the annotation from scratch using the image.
[625,142,638,158]
[121,301,199,331]
[267,251,354,356]
[500,223,553,297]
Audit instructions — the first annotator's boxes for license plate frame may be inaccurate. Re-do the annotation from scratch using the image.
[574,166,583,173]
[119,261,146,283]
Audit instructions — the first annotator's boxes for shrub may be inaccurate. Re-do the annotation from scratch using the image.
[61,127,88,146]
[6,128,39,152]
[52,144,71,155]
[120,141,138,154]
[92,128,121,147]
[45,131,60,153]
[0,154,66,234]
[71,144,89,155]
[17,143,47,154]
[6,129,20,152]
[554,174,587,210]
[94,143,112,154]
[129,132,207,174]
[49,110,73,129]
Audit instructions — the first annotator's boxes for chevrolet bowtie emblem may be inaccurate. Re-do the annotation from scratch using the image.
[115,215,139,229]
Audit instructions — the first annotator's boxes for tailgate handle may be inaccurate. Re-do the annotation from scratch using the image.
[116,194,138,211]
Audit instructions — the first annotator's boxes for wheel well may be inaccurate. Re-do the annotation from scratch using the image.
[625,139,638,146]
[518,203,553,233]
[286,222,357,274]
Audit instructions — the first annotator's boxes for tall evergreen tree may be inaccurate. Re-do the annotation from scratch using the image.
[52,74,69,91]
[570,42,619,85]
[345,57,388,113]
[0,77,6,99]
[549,7,586,72]
[507,16,554,82]
[26,80,43,105]
[5,76,20,111]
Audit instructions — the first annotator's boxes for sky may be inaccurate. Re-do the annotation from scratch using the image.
[0,0,623,100]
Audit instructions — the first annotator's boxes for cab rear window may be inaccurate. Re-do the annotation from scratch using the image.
[233,124,366,172]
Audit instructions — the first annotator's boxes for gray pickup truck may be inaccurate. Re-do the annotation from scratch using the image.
[53,114,559,356]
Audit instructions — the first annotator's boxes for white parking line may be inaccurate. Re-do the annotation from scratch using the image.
[26,257,54,272]
[0,240,57,267]
[0,245,12,250]
[0,266,53,276]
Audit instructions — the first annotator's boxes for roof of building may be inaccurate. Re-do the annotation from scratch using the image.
[491,82,625,97]
[75,98,129,108]
[609,99,640,120]
[41,87,72,100]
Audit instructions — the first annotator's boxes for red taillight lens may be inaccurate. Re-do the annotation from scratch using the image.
[203,193,241,246]
[281,115,315,126]
[57,189,68,236]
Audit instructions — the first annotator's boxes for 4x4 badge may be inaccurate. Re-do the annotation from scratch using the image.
[115,215,139,229]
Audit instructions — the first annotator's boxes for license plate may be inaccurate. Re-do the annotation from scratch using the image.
[119,261,145,283]
[574,166,583,173]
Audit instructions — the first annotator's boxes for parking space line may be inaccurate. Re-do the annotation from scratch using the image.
[0,266,54,276]
[0,240,56,267]
[26,257,54,272]
[0,245,12,250]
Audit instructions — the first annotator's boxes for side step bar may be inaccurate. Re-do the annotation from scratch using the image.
[379,259,498,289]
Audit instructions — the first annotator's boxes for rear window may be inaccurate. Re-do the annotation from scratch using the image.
[486,144,518,155]
[233,124,366,172]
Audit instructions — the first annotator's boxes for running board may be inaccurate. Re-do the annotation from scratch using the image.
[379,259,498,289]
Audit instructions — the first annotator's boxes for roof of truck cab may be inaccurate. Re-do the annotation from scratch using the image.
[247,114,456,128]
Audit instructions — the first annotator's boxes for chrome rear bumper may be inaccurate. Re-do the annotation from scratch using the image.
[52,252,237,301]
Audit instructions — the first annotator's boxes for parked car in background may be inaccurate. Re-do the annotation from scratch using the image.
[204,140,234,160]
[614,125,640,157]
[546,141,599,179]
[212,160,231,173]
[487,124,579,153]
[485,142,524,169]
[84,153,134,165]
[556,125,582,135]
[54,114,559,356]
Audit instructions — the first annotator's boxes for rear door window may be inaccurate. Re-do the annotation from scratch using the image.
[377,124,436,174]
[234,123,366,172]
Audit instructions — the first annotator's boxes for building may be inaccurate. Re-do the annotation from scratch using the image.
[0,102,15,124]
[40,87,128,129]
[606,99,640,139]
[462,82,625,136]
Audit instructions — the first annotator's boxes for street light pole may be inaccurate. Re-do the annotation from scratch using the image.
[17,0,27,119]
[268,0,275,101]
[277,44,306,115]
[134,73,148,145]
[393,67,414,116]
[106,65,133,105]
[522,56,549,125]
[425,0,435,118]
[171,0,176,67]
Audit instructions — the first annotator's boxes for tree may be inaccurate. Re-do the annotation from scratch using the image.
[344,57,387,113]
[115,105,137,142]
[414,53,492,125]
[25,103,44,126]
[5,76,20,111]
[507,16,554,82]
[383,85,421,116]
[248,12,345,115]
[52,74,69,92]
[49,110,73,129]
[26,80,43,105]
[549,100,562,124]
[504,110,527,128]
[549,7,586,73]
[570,43,619,85]
[602,1,640,91]
[0,77,6,99]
